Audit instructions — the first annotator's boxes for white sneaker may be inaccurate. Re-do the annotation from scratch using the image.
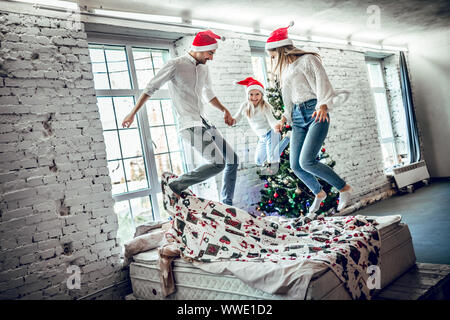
[308,194,327,215]
[337,187,352,211]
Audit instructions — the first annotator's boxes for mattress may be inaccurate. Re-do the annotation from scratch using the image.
[129,216,416,300]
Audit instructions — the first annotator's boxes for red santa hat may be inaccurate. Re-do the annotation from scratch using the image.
[234,77,264,95]
[191,30,226,52]
[265,21,294,50]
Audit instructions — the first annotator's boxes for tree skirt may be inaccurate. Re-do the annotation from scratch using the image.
[161,172,381,299]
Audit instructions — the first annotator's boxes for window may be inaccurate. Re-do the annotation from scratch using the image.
[88,40,186,247]
[366,60,399,170]
[250,49,274,88]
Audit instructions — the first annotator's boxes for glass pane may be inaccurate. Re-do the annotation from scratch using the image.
[166,126,180,152]
[157,192,170,221]
[130,196,153,225]
[374,92,394,139]
[114,200,134,247]
[132,48,153,89]
[151,52,164,69]
[367,63,384,88]
[251,56,266,87]
[119,129,143,158]
[92,73,109,90]
[150,127,169,154]
[105,46,131,89]
[123,157,148,192]
[97,97,116,130]
[160,100,175,125]
[381,143,396,169]
[265,56,275,85]
[89,47,109,90]
[154,153,171,175]
[146,100,164,126]
[113,97,137,129]
[103,131,121,160]
[170,152,184,176]
[89,47,105,63]
[108,160,127,195]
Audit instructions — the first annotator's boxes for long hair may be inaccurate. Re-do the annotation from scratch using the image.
[246,95,268,118]
[268,45,321,80]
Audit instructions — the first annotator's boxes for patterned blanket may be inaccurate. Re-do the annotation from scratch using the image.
[161,172,381,299]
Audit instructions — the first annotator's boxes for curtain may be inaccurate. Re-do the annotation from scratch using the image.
[399,51,421,164]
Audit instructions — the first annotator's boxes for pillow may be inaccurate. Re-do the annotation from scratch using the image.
[124,228,167,259]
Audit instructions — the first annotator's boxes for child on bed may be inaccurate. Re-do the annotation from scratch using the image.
[232,77,290,168]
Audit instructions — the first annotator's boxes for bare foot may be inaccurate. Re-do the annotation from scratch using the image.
[317,190,327,198]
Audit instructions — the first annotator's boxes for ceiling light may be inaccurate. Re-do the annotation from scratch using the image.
[381,45,408,52]
[192,19,254,34]
[351,41,382,50]
[310,36,348,45]
[11,0,78,10]
[94,9,182,24]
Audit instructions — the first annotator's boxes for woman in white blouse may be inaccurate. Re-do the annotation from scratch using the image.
[267,43,352,217]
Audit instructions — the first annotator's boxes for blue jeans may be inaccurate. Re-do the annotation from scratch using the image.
[170,118,238,206]
[290,99,346,195]
[255,129,290,165]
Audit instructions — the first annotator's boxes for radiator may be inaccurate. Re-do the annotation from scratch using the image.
[392,160,430,189]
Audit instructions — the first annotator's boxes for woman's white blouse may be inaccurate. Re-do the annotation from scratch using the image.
[281,54,336,125]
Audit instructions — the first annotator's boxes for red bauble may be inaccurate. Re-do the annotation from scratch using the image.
[320,202,324,207]
[268,199,273,204]
[264,184,269,188]
[285,125,291,129]
[274,192,279,198]
[280,152,284,156]
[321,148,326,152]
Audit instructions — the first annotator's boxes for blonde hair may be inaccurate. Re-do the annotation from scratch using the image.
[268,45,321,80]
[246,93,267,118]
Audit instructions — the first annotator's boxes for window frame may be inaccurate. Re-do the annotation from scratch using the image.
[87,34,182,223]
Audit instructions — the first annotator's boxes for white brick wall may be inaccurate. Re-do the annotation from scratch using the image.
[0,11,128,300]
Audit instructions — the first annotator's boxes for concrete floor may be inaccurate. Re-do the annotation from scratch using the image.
[354,179,450,265]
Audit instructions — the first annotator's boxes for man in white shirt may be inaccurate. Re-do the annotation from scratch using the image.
[122,30,239,206]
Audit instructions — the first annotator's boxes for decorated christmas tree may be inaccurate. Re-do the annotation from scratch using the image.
[255,81,340,218]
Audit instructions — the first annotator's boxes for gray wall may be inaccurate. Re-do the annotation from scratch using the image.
[408,29,450,178]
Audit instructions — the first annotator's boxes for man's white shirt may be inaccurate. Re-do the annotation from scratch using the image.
[143,53,216,132]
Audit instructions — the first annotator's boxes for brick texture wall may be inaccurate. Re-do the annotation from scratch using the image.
[0,11,128,300]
